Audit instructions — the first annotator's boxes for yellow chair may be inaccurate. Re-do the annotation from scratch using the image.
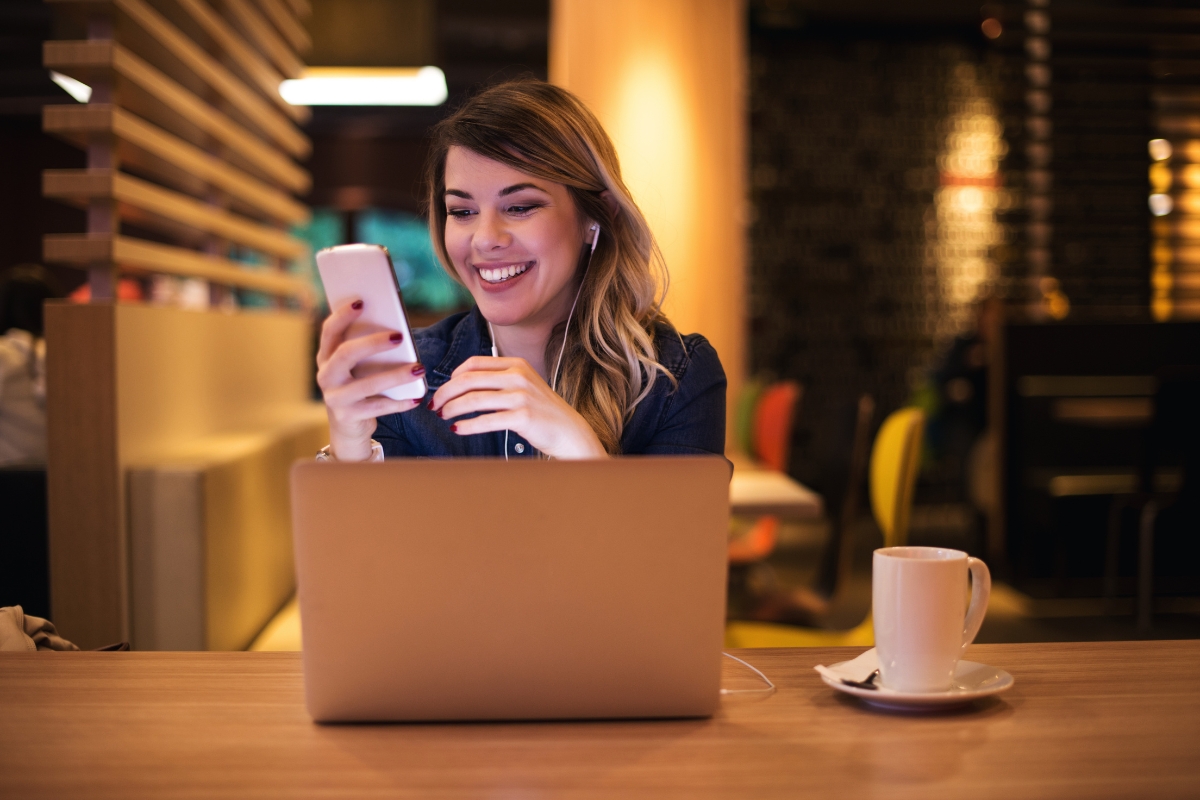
[725,407,926,647]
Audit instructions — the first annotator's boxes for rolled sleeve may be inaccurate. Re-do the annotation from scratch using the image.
[639,337,727,458]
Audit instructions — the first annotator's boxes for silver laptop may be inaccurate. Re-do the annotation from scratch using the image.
[290,457,730,722]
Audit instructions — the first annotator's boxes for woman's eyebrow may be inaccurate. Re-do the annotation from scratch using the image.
[444,183,547,199]
[499,182,548,196]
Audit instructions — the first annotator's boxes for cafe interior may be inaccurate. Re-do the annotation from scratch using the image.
[1,0,1198,796]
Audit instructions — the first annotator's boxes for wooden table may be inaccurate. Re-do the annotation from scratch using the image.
[728,459,824,519]
[2,641,1197,799]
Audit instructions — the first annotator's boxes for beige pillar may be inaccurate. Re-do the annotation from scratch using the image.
[550,0,748,449]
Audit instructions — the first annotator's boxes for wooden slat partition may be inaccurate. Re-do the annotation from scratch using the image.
[253,0,311,55]
[281,0,310,23]
[171,0,301,112]
[45,40,309,192]
[42,0,319,649]
[45,170,307,258]
[44,234,314,299]
[48,0,310,134]
[44,105,307,224]
[219,0,305,79]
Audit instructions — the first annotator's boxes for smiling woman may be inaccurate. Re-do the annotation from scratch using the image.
[315,79,727,462]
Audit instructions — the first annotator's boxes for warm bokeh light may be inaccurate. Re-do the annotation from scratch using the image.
[610,51,696,291]
[981,18,1002,39]
[1149,193,1173,217]
[1038,276,1070,320]
[1177,163,1200,190]
[1150,162,1173,192]
[1174,191,1200,215]
[1024,9,1050,34]
[1150,138,1200,320]
[934,65,1004,329]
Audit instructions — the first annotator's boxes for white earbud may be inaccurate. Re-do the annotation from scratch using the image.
[590,224,600,254]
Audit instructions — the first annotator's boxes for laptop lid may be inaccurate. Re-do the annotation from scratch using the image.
[290,457,730,722]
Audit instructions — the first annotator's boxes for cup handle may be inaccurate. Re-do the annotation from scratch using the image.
[961,557,992,653]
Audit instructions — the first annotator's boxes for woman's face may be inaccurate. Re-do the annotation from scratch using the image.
[443,146,589,330]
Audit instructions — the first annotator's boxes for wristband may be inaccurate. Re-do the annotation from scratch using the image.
[316,440,385,463]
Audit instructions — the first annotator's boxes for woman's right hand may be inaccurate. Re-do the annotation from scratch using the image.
[316,299,425,461]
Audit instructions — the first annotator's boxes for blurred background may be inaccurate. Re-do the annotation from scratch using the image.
[1,0,1197,650]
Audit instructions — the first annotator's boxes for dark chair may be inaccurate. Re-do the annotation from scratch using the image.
[0,465,50,619]
[1129,367,1200,631]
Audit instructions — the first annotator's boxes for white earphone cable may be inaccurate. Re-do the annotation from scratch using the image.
[719,652,776,695]
[551,223,600,395]
[486,320,508,462]
[487,224,599,462]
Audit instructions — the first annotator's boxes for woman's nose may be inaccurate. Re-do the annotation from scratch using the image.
[473,211,511,251]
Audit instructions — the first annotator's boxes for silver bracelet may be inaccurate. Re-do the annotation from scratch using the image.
[316,440,385,462]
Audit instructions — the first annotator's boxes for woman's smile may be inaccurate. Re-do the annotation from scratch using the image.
[475,260,534,288]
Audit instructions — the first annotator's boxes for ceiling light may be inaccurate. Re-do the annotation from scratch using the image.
[280,67,448,107]
[50,70,91,103]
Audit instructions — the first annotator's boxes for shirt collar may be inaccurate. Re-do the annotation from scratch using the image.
[430,306,491,385]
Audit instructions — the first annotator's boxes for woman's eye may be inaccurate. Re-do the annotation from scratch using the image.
[507,204,540,215]
[446,208,474,219]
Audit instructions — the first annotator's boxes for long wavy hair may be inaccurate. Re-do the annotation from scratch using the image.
[424,79,673,454]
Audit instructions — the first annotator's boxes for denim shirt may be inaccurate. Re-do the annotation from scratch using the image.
[374,307,727,458]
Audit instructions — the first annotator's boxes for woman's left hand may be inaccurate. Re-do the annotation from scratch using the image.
[429,356,608,460]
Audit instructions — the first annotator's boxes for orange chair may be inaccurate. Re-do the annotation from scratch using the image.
[728,381,802,564]
[753,382,802,472]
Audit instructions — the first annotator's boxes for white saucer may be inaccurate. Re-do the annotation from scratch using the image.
[820,659,1014,711]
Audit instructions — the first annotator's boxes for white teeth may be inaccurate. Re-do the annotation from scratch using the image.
[479,262,529,283]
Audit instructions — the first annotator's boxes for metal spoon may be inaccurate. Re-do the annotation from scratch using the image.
[841,669,880,690]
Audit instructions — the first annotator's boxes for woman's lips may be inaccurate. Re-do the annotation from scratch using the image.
[475,260,533,287]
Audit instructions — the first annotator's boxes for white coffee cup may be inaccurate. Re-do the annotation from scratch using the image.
[872,546,991,693]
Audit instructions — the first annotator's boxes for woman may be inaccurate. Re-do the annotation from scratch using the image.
[317,79,726,460]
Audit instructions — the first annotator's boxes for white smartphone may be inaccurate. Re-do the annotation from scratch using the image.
[316,243,427,402]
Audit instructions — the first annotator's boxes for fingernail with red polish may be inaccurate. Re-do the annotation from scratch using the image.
[436,408,443,418]
[351,300,363,310]
[389,332,403,343]
[450,423,458,433]
[412,364,426,376]
[426,399,434,410]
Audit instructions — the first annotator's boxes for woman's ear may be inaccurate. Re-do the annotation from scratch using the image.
[584,191,620,238]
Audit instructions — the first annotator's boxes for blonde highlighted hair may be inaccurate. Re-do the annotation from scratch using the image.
[424,79,673,454]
